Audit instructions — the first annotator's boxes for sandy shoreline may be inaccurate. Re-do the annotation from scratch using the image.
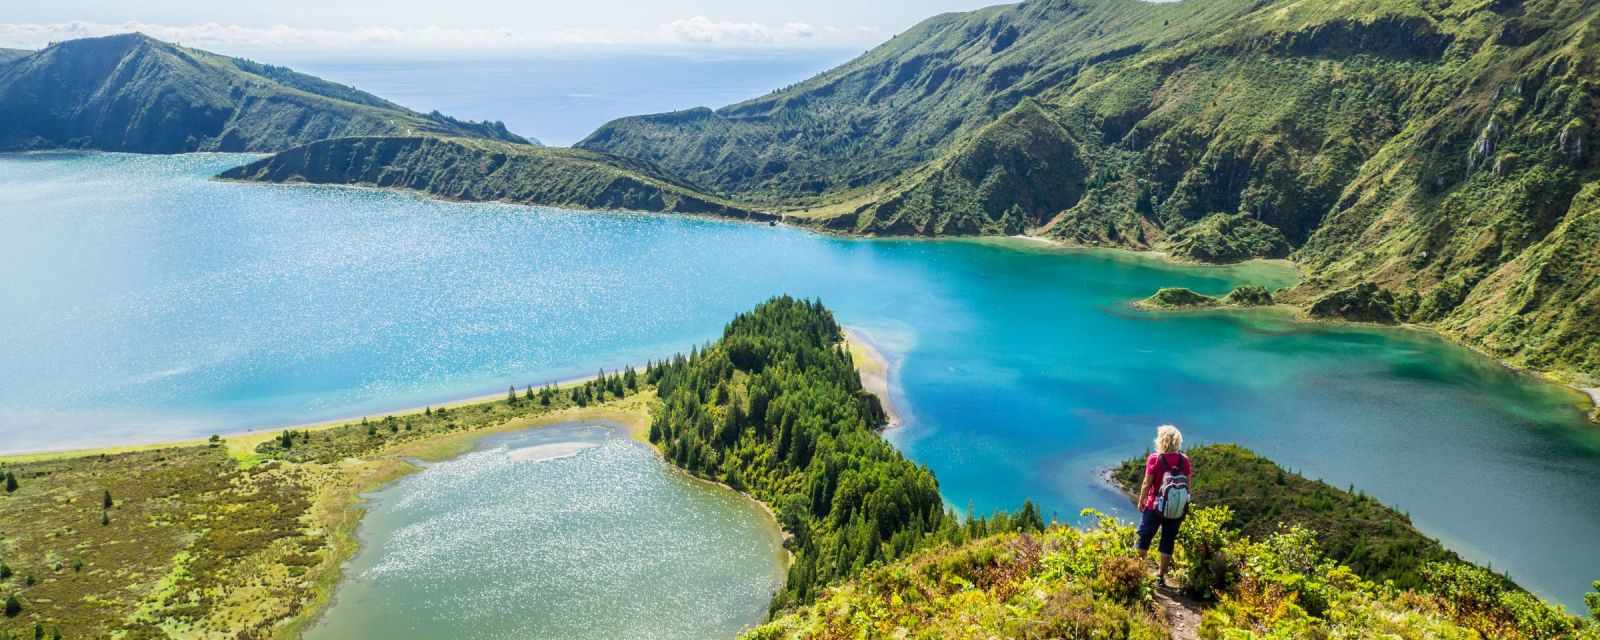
[843,327,901,429]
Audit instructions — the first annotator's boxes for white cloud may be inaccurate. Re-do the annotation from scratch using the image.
[0,19,883,55]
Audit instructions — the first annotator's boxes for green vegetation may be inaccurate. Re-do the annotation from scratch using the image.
[1110,445,1600,639]
[1308,282,1402,324]
[1166,214,1293,263]
[1113,445,1461,590]
[572,0,1600,383]
[644,296,1043,611]
[0,366,651,638]
[747,509,1505,639]
[753,445,1599,639]
[1220,284,1274,307]
[1138,287,1220,309]
[220,136,773,220]
[746,516,1167,639]
[1137,285,1279,310]
[0,33,529,153]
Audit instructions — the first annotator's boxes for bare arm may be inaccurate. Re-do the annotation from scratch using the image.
[1136,471,1155,509]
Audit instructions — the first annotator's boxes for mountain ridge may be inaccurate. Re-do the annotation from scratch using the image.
[0,32,530,153]
[218,135,774,220]
[574,0,1600,384]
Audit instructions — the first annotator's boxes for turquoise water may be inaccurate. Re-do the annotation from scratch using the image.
[305,422,785,639]
[2,152,1597,612]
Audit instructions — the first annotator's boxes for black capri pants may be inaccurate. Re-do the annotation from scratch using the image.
[1137,509,1184,555]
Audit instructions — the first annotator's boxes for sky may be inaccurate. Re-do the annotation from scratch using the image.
[0,0,1006,57]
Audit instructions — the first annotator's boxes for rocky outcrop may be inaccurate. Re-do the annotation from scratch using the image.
[1222,285,1274,307]
[1308,283,1400,324]
[1139,288,1221,309]
[1166,214,1293,263]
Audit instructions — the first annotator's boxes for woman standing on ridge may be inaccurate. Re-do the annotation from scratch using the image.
[1136,424,1193,588]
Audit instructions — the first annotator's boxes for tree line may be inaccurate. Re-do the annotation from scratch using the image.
[645,296,1042,612]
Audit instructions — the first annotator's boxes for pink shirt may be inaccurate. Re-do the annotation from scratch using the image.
[1141,452,1192,512]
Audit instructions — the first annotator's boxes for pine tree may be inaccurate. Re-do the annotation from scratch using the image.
[525,385,534,401]
[0,563,10,578]
[425,406,432,416]
[102,490,113,509]
[507,386,517,404]
[3,594,18,617]
[4,472,15,493]
[101,510,109,526]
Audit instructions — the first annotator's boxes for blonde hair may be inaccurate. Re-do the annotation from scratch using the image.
[1155,425,1183,453]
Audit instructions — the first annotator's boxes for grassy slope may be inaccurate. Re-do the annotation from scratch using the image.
[747,514,1497,639]
[0,33,528,153]
[0,379,653,638]
[755,444,1598,639]
[1111,444,1463,590]
[220,136,775,220]
[575,0,1600,383]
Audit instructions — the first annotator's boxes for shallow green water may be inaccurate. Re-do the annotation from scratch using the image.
[304,422,785,639]
[2,152,1597,614]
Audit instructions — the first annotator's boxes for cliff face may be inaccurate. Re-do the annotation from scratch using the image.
[219,136,773,220]
[575,0,1600,382]
[0,33,528,153]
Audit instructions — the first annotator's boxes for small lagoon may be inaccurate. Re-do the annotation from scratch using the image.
[304,422,786,639]
[2,152,1597,613]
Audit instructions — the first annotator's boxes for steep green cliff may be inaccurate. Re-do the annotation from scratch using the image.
[219,136,772,220]
[0,33,528,153]
[576,0,1600,382]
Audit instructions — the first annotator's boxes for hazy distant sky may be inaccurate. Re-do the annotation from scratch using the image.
[0,0,1005,56]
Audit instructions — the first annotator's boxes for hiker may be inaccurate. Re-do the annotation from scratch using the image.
[1136,424,1192,587]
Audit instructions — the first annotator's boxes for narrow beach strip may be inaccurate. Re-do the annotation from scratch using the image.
[843,326,901,429]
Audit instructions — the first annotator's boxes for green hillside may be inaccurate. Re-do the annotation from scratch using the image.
[1112,444,1467,591]
[747,509,1598,639]
[0,33,529,153]
[219,136,774,219]
[751,442,1598,639]
[577,0,1600,384]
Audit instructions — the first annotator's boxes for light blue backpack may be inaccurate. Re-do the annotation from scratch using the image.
[1155,454,1191,519]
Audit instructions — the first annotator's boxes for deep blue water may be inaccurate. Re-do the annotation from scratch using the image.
[289,51,857,146]
[2,152,1597,612]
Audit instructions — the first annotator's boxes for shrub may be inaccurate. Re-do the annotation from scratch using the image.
[1094,554,1149,604]
[1588,580,1599,622]
[1177,506,1239,599]
[3,594,18,616]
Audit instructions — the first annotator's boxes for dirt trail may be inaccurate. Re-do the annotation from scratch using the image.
[1153,584,1203,640]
